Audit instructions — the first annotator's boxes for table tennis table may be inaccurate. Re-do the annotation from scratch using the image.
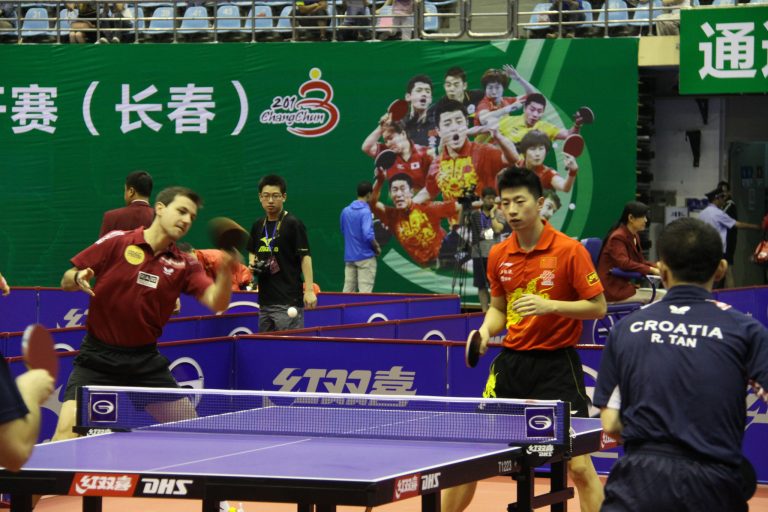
[0,387,614,512]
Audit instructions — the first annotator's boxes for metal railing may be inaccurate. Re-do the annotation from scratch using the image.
[0,0,728,43]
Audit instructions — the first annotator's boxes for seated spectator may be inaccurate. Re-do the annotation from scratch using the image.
[0,2,18,36]
[295,0,329,40]
[377,0,413,40]
[339,0,371,40]
[597,201,664,303]
[101,3,134,43]
[547,0,585,37]
[655,0,689,35]
[68,2,99,43]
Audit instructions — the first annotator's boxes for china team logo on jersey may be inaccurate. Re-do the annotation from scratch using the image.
[259,68,340,138]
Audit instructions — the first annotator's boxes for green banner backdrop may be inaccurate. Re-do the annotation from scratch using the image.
[680,5,768,95]
[0,39,637,294]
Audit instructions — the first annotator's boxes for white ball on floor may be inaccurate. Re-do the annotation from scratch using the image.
[287,306,298,318]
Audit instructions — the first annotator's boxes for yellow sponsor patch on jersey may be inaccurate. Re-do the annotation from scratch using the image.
[124,245,145,265]
[586,271,600,286]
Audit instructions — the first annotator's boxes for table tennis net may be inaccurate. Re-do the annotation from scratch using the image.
[77,386,569,445]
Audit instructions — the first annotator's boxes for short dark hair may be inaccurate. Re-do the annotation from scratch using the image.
[126,171,153,197]
[406,74,433,94]
[543,189,561,209]
[444,66,467,82]
[518,129,552,155]
[389,173,413,189]
[525,93,547,109]
[156,186,202,209]
[657,217,723,284]
[434,99,467,125]
[496,167,543,199]
[258,174,287,194]
[480,68,509,89]
[481,187,496,198]
[357,181,373,197]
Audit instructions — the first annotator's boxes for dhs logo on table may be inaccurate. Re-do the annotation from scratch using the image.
[89,393,118,423]
[525,407,555,438]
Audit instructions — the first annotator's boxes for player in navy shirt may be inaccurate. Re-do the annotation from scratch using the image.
[594,217,768,512]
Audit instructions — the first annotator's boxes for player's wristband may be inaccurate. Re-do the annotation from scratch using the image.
[568,169,578,177]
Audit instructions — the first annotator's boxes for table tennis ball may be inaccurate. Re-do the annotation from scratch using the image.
[287,306,298,318]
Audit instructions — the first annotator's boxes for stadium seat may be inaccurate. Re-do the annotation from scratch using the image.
[423,1,438,32]
[20,7,53,41]
[628,0,662,34]
[215,4,241,35]
[243,5,274,39]
[712,0,735,5]
[145,5,175,39]
[595,0,629,35]
[273,5,293,36]
[179,5,209,38]
[526,3,553,38]
[581,238,602,267]
[53,7,77,38]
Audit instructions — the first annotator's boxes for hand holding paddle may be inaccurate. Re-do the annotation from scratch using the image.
[74,268,95,297]
[563,134,584,158]
[387,99,409,122]
[374,149,397,170]
[465,329,487,368]
[573,106,594,126]
[22,324,59,381]
[208,217,250,253]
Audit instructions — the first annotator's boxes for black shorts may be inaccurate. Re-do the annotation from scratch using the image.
[602,443,746,512]
[472,257,489,289]
[63,334,179,401]
[482,347,590,417]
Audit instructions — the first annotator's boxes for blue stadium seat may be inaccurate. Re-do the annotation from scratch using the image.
[628,0,662,32]
[712,0,736,5]
[20,7,53,40]
[216,3,241,32]
[273,5,293,34]
[243,5,274,36]
[423,1,438,32]
[577,0,594,30]
[145,5,175,37]
[581,238,602,267]
[54,7,77,37]
[596,0,629,34]
[179,5,209,36]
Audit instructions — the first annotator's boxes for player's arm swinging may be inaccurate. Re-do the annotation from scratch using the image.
[198,251,235,313]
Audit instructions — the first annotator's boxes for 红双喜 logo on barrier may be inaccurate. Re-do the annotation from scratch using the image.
[525,406,555,438]
[89,392,118,423]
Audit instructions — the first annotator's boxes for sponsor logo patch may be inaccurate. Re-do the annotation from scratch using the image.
[124,245,145,265]
[393,474,420,501]
[89,393,118,423]
[600,431,620,450]
[69,474,138,496]
[525,407,555,438]
[525,444,555,458]
[137,271,159,289]
[586,271,600,286]
[420,472,441,491]
[140,478,194,496]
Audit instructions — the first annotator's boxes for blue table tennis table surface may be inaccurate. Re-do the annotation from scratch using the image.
[2,417,606,512]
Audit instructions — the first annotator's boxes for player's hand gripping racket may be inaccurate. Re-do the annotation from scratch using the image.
[387,99,409,122]
[207,217,250,252]
[22,324,58,381]
[374,149,397,170]
[574,106,594,125]
[563,134,585,157]
[465,329,483,368]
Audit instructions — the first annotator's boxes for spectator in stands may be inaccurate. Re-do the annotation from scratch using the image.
[655,0,689,35]
[547,0,585,37]
[101,2,133,43]
[67,2,99,43]
[339,0,370,40]
[378,0,413,39]
[0,358,54,472]
[295,0,329,41]
[0,2,17,35]
[597,201,663,303]
[469,187,506,311]
[99,170,154,237]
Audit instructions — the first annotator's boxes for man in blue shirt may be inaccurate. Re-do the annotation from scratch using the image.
[594,217,768,512]
[340,181,380,292]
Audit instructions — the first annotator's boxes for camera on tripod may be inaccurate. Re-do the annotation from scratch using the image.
[457,186,479,209]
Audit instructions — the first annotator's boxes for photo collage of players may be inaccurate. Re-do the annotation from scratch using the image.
[360,64,594,272]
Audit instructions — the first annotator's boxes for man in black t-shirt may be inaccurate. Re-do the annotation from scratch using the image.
[247,174,317,332]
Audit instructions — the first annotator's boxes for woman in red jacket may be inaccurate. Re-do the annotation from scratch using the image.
[597,201,663,303]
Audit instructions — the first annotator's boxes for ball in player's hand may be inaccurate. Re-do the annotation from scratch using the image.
[287,306,298,318]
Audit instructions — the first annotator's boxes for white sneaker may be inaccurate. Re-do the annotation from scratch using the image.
[111,36,120,43]
[219,501,245,512]
[97,36,109,44]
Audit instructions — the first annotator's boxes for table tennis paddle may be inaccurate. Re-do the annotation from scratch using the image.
[207,217,250,252]
[387,99,409,122]
[374,149,397,170]
[21,324,58,381]
[575,106,594,125]
[465,329,482,368]
[563,134,584,157]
